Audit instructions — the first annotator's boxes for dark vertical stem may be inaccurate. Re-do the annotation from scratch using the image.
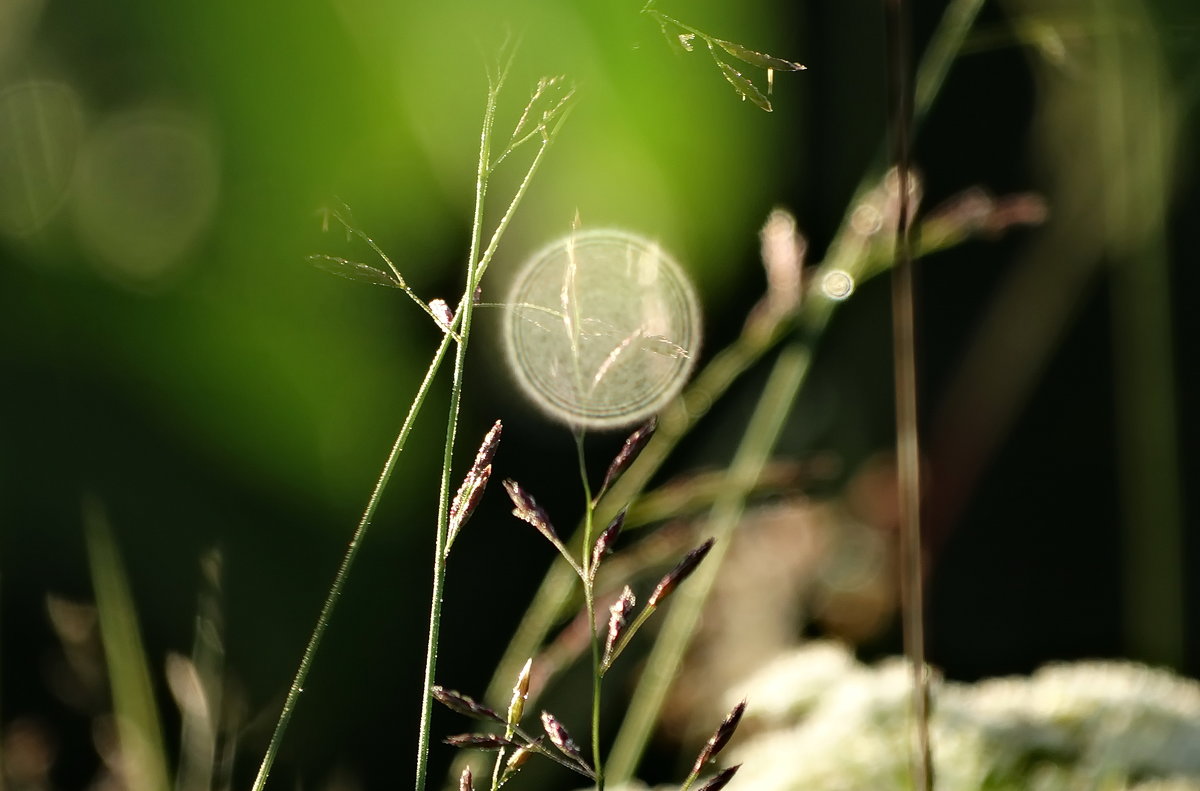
[884,0,933,789]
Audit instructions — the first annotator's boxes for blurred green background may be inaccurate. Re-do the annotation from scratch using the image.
[1,0,1197,788]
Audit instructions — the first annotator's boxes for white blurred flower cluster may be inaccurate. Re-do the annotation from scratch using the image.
[717,642,1200,791]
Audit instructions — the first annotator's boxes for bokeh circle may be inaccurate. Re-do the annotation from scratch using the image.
[504,229,701,429]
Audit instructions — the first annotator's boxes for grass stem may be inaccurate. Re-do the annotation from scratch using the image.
[251,331,454,791]
[574,431,605,791]
[885,0,933,787]
[257,54,571,791]
[415,54,505,791]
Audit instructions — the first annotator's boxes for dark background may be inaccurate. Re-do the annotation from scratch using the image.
[1,0,1197,788]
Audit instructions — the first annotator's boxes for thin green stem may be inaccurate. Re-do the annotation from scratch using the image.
[258,50,571,791]
[414,59,502,791]
[251,331,454,791]
[574,431,604,791]
[417,61,573,791]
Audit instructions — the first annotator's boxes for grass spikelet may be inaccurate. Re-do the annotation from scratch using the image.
[447,464,492,551]
[503,479,584,576]
[690,700,746,776]
[647,537,715,607]
[599,419,657,499]
[539,711,584,765]
[506,658,532,736]
[444,734,511,750]
[604,586,636,666]
[590,509,626,580]
[431,686,505,724]
[694,764,741,791]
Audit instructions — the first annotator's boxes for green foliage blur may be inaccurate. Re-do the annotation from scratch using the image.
[1,0,1197,788]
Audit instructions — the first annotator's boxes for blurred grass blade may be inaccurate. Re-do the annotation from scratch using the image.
[606,344,810,781]
[83,495,172,791]
[914,0,986,125]
[173,550,224,791]
[713,39,805,71]
[714,59,772,111]
[307,254,401,288]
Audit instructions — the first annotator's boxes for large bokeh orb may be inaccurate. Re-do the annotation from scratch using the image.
[504,229,701,430]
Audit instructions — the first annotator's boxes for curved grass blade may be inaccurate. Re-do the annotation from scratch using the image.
[714,38,805,71]
[713,59,772,112]
[307,254,400,288]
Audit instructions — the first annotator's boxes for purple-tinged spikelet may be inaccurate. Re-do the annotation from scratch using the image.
[446,421,502,549]
[431,686,504,723]
[503,480,560,545]
[600,418,657,495]
[459,766,474,791]
[540,711,583,763]
[444,734,510,750]
[590,509,626,577]
[691,700,746,775]
[648,538,716,607]
[448,464,492,547]
[604,586,636,665]
[472,420,503,470]
[695,764,741,791]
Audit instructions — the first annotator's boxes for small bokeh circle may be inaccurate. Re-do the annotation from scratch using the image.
[504,229,701,430]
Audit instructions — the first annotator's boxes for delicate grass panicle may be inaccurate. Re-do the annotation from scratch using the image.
[641,0,805,112]
[439,414,723,791]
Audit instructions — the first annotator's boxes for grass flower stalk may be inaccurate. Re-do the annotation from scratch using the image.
[574,431,605,791]
[252,46,571,791]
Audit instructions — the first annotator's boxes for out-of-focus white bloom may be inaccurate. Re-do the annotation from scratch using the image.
[721,643,1200,791]
[724,640,858,727]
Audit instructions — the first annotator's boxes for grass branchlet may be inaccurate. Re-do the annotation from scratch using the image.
[642,0,805,111]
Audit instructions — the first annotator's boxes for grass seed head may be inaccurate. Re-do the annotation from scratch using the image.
[692,700,747,775]
[540,711,582,762]
[472,420,503,470]
[431,686,504,723]
[504,744,532,777]
[604,585,637,665]
[591,509,626,576]
[448,464,492,545]
[503,479,560,545]
[444,733,510,750]
[648,537,716,607]
[695,764,742,791]
[507,658,532,733]
[601,418,657,494]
